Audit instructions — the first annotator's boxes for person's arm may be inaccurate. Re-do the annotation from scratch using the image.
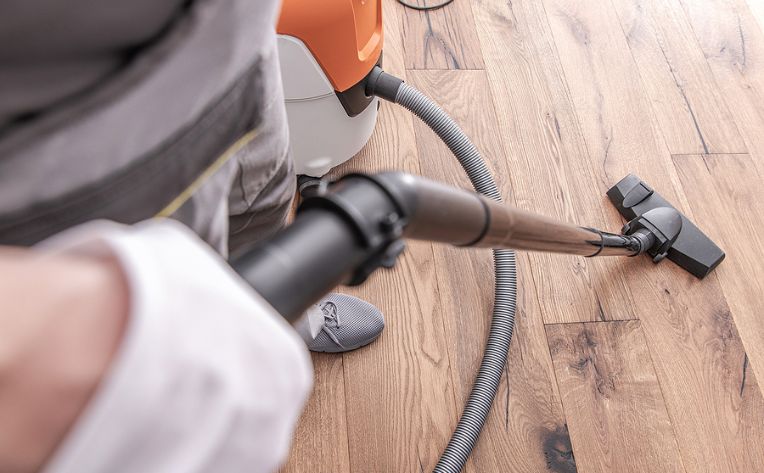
[0,249,129,473]
[0,220,311,473]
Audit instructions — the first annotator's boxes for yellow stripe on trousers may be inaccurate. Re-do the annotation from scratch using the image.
[155,128,259,218]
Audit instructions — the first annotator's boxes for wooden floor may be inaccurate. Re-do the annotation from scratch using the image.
[283,0,764,471]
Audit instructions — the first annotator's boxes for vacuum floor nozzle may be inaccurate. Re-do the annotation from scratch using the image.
[607,174,725,278]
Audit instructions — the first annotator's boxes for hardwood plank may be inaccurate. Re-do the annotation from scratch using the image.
[382,0,411,79]
[337,5,461,472]
[333,122,461,471]
[748,0,764,37]
[396,0,484,70]
[286,1,764,471]
[471,0,637,324]
[285,3,459,472]
[673,153,764,402]
[338,243,460,473]
[611,0,746,154]
[408,69,576,473]
[281,355,352,473]
[540,0,681,195]
[541,0,764,471]
[679,0,764,175]
[546,320,685,473]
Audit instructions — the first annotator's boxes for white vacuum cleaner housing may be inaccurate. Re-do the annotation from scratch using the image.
[276,0,383,177]
[277,36,378,177]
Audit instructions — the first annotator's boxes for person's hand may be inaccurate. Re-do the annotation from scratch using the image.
[0,220,313,473]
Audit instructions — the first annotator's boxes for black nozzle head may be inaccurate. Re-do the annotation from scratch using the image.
[607,174,724,278]
[622,207,682,262]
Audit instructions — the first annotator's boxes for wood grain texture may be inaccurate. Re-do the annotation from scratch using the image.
[679,0,764,174]
[673,153,764,413]
[285,0,764,471]
[396,0,484,70]
[280,355,352,473]
[335,5,461,471]
[541,0,681,194]
[541,0,764,471]
[284,4,459,472]
[338,241,459,473]
[611,0,746,154]
[546,320,685,473]
[408,70,575,473]
[748,0,764,36]
[471,0,637,324]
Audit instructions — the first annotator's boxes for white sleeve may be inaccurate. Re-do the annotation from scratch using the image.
[39,219,313,473]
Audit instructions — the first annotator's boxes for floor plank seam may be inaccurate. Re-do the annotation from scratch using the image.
[540,320,579,471]
[543,316,636,327]
[404,67,486,72]
[536,0,617,189]
[674,0,753,159]
[671,152,750,157]
[426,245,463,430]
[634,320,690,473]
[605,0,688,172]
[522,255,581,469]
[339,353,355,473]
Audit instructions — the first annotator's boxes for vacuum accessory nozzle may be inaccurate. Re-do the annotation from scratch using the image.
[607,174,724,278]
[622,207,683,262]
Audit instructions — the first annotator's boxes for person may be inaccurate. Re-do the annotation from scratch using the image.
[0,0,384,471]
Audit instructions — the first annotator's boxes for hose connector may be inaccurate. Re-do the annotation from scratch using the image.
[621,207,682,263]
[365,66,404,102]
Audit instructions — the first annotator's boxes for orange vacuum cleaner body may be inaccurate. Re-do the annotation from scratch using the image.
[277,0,383,176]
[278,0,383,93]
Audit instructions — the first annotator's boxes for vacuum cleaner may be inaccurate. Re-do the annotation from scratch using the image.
[276,0,382,176]
[259,2,725,472]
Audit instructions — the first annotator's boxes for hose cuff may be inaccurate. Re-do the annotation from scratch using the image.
[366,66,404,102]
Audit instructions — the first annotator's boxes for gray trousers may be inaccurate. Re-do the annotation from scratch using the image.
[0,0,294,256]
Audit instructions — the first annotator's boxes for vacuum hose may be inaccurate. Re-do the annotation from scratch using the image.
[368,68,517,473]
[234,64,713,473]
[235,67,694,472]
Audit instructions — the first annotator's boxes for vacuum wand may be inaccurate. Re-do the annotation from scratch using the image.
[406,181,649,257]
[380,173,650,257]
[234,171,722,322]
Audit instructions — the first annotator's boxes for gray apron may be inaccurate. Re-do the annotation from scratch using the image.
[0,0,294,256]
